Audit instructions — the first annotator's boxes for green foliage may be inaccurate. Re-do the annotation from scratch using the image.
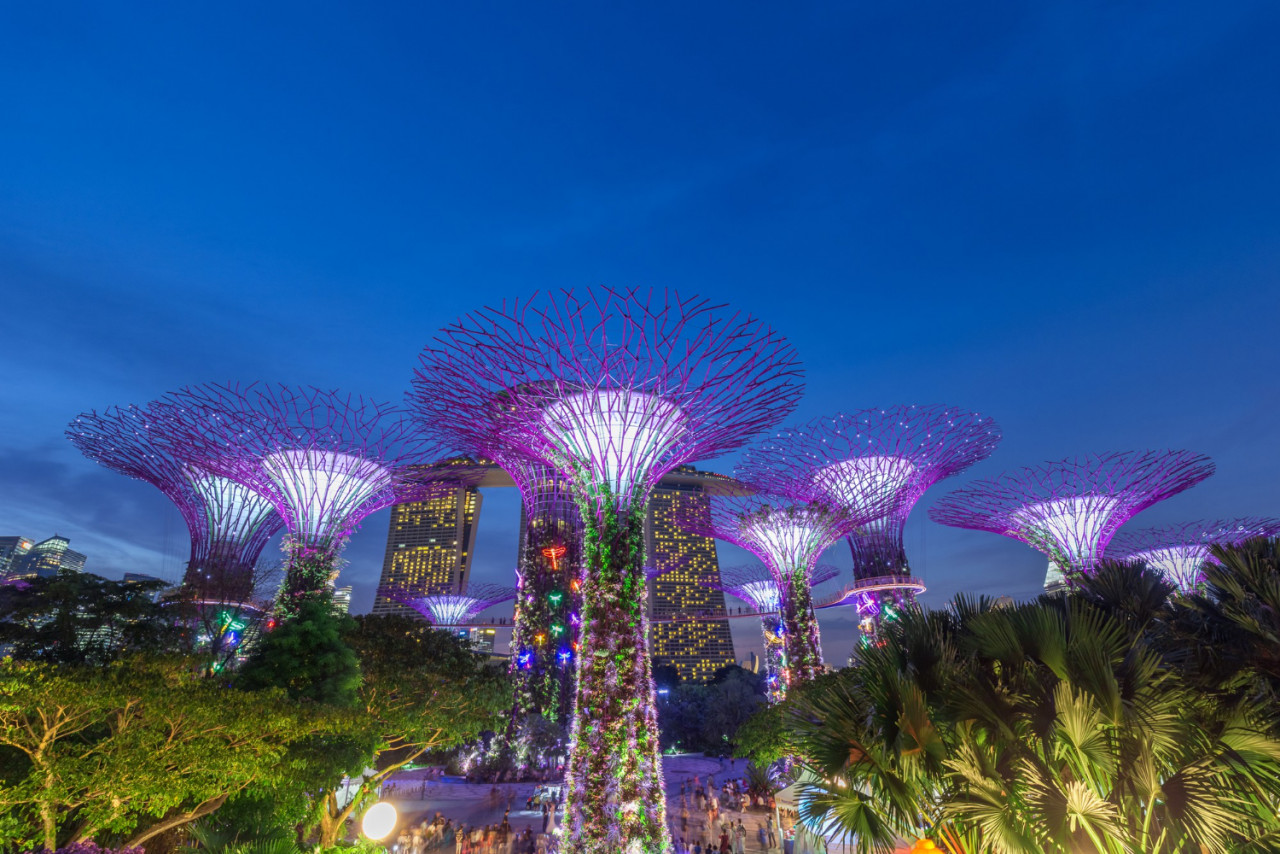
[658,666,766,754]
[0,657,316,852]
[0,570,185,665]
[299,614,509,846]
[786,560,1280,854]
[237,598,360,706]
[1165,537,1280,700]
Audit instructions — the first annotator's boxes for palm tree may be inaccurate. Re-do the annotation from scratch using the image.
[789,576,1280,853]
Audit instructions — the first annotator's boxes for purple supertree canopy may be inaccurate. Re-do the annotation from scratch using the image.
[738,406,1001,578]
[703,563,841,614]
[151,383,454,546]
[1107,518,1280,591]
[679,494,870,580]
[409,287,804,516]
[930,450,1215,589]
[66,404,283,595]
[387,583,517,627]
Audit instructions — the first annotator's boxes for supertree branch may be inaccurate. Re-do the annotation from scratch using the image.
[149,382,460,617]
[930,450,1215,590]
[409,287,802,854]
[383,583,517,627]
[1107,518,1280,591]
[67,404,283,602]
[703,563,839,703]
[738,406,1001,580]
[678,493,866,686]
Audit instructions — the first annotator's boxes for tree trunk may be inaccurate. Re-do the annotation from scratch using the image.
[561,498,670,854]
[780,569,822,685]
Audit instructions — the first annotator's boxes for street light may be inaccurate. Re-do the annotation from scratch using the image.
[361,802,397,841]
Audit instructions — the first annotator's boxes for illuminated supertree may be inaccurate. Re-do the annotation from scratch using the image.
[678,493,881,688]
[153,383,457,617]
[1107,518,1280,591]
[704,564,839,702]
[67,404,283,602]
[387,583,517,629]
[742,406,1000,638]
[410,287,801,854]
[930,451,1215,590]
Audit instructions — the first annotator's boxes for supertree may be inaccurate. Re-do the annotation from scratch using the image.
[386,582,518,629]
[410,287,801,854]
[704,563,839,702]
[677,491,885,688]
[741,406,1001,637]
[67,404,284,603]
[1107,518,1280,591]
[930,451,1215,590]
[152,383,459,617]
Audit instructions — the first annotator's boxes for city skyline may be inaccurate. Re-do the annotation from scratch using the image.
[3,3,1280,662]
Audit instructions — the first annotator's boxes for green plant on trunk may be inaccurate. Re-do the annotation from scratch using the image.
[561,487,670,854]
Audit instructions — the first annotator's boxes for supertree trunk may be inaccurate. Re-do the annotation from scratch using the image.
[562,494,670,854]
[760,614,788,703]
[278,536,344,616]
[509,520,580,729]
[779,570,822,684]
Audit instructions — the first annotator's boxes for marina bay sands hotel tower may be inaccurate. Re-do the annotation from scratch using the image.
[373,463,736,682]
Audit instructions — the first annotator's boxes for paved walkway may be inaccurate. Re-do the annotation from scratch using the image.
[379,754,797,852]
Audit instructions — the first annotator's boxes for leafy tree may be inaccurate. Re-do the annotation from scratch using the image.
[788,576,1280,854]
[1165,538,1280,701]
[236,598,360,707]
[658,667,766,755]
[0,571,185,665]
[0,658,315,852]
[304,615,508,847]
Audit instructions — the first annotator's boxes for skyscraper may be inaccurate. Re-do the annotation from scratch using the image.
[0,536,34,576]
[372,484,483,617]
[647,467,737,683]
[13,535,87,578]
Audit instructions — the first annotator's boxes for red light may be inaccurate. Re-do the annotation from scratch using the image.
[542,545,567,571]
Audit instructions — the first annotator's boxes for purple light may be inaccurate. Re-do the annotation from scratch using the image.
[739,406,1001,580]
[1108,518,1280,590]
[145,383,464,609]
[931,451,1215,590]
[67,404,283,601]
[151,384,452,546]
[385,583,517,627]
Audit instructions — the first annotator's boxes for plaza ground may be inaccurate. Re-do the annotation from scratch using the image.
[378,753,827,852]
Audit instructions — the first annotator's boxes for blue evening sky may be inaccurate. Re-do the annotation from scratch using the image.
[2,3,1278,659]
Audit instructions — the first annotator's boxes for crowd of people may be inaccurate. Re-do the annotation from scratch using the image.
[392,808,560,854]
[670,773,781,853]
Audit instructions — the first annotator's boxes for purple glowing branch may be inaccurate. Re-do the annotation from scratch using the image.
[703,563,841,613]
[741,406,1002,507]
[679,492,880,586]
[66,405,283,589]
[150,382,457,546]
[1107,518,1280,590]
[739,406,1001,578]
[409,287,804,516]
[384,583,517,627]
[930,450,1215,587]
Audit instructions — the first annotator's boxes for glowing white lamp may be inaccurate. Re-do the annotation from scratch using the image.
[362,801,397,840]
